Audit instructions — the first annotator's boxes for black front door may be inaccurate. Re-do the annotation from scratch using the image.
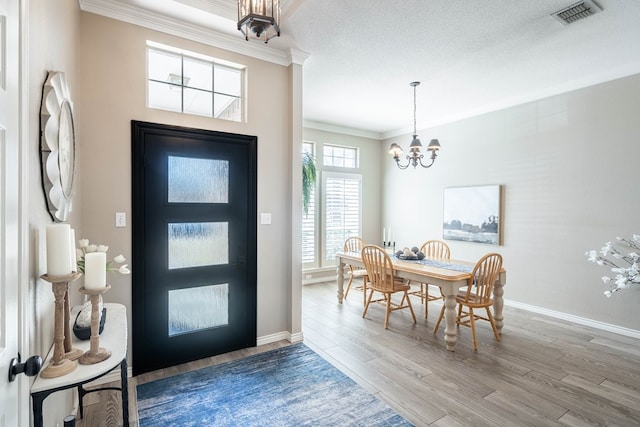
[132,121,257,375]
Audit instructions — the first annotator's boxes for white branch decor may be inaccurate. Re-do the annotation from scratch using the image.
[585,234,640,297]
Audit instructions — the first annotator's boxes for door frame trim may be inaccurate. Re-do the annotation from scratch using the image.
[18,0,31,423]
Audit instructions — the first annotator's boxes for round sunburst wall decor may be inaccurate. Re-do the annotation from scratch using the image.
[40,71,76,222]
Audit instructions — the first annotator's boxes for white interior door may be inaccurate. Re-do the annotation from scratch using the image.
[0,0,26,425]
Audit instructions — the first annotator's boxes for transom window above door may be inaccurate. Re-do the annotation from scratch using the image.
[147,41,245,122]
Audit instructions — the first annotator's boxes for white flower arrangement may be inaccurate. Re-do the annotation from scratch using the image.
[76,239,130,276]
[585,234,640,297]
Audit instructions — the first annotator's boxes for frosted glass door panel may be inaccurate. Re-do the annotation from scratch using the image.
[168,283,229,337]
[168,155,229,203]
[168,222,229,269]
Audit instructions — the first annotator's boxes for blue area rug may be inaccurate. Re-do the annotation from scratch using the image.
[137,343,413,426]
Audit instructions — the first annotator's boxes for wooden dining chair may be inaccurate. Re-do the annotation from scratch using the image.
[433,252,503,351]
[343,236,368,304]
[361,245,416,329]
[408,240,450,317]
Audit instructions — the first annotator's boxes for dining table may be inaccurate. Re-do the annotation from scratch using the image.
[335,251,507,351]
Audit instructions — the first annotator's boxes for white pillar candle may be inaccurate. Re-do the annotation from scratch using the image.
[84,252,106,289]
[69,229,77,272]
[46,224,72,277]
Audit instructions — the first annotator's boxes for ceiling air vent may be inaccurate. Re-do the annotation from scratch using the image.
[551,0,602,25]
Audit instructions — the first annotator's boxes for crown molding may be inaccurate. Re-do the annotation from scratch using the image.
[288,48,309,66]
[303,120,382,140]
[174,0,236,20]
[79,0,302,66]
[174,0,302,20]
[174,0,300,20]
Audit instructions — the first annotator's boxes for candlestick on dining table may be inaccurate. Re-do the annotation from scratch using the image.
[78,285,112,365]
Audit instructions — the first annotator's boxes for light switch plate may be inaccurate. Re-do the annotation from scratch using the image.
[260,213,272,225]
[115,212,127,228]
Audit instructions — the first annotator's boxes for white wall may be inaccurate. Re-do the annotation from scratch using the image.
[383,73,640,331]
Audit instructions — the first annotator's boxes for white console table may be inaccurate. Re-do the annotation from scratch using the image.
[31,303,129,427]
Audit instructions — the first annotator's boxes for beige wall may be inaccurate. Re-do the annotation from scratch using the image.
[28,0,82,423]
[77,12,296,368]
[383,73,640,331]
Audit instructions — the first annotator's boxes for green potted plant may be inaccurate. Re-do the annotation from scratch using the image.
[302,152,317,215]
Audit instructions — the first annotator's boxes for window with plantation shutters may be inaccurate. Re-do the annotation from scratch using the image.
[301,141,361,272]
[323,172,361,264]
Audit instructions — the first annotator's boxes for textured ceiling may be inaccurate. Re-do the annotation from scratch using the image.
[84,0,640,138]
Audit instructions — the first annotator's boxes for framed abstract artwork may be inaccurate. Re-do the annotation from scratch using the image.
[443,185,501,245]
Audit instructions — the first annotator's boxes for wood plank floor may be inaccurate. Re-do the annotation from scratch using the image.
[78,281,640,426]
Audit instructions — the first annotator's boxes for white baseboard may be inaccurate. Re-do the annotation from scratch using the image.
[302,267,337,286]
[256,330,304,346]
[302,276,335,285]
[505,299,640,339]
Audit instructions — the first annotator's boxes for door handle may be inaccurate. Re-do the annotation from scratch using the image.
[8,353,43,382]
